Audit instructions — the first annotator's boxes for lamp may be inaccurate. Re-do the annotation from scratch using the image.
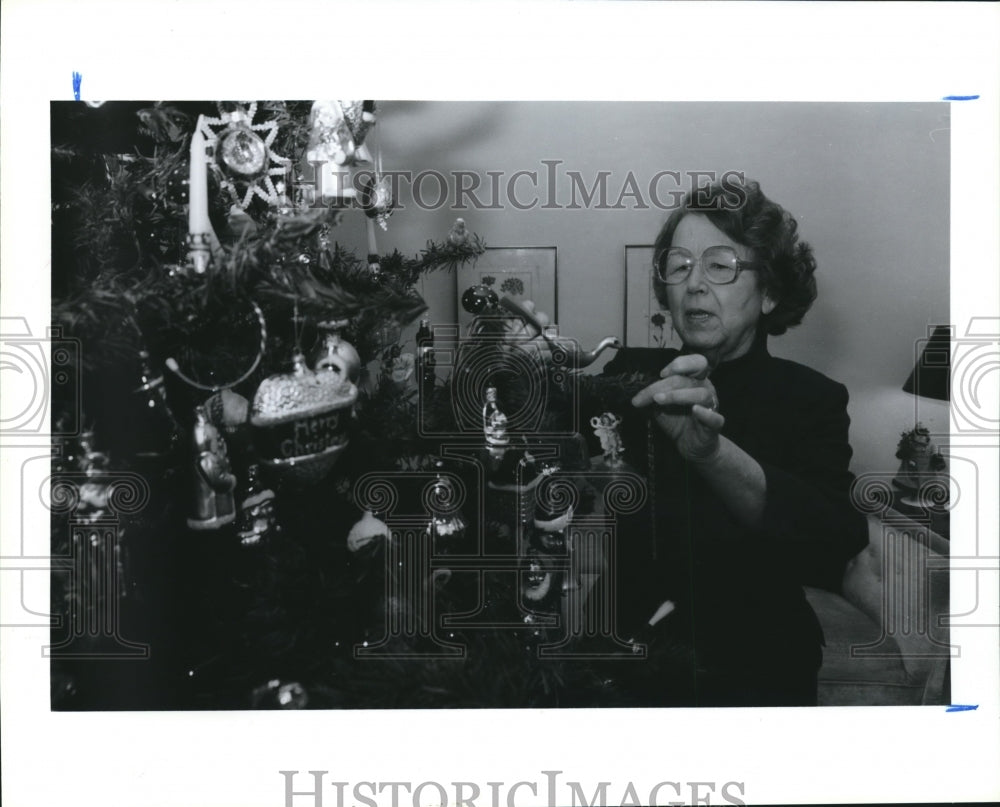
[894,325,950,509]
[902,325,951,401]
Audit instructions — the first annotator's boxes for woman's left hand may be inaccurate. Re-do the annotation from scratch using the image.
[631,354,726,463]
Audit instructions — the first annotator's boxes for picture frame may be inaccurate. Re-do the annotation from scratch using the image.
[457,246,557,333]
[624,244,678,348]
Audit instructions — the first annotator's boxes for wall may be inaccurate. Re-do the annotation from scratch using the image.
[336,102,950,477]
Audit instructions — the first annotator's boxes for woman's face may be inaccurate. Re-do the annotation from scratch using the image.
[664,214,775,365]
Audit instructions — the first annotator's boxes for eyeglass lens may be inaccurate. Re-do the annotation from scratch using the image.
[660,246,740,284]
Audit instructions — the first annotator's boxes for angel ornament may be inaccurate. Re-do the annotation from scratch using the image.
[591,412,625,468]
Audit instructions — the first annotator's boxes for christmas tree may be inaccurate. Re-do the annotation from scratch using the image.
[49,100,660,710]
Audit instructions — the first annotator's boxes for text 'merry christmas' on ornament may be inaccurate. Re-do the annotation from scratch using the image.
[251,351,358,484]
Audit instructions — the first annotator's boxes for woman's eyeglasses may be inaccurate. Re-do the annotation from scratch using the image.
[654,245,755,286]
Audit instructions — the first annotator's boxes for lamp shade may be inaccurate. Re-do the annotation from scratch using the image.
[902,325,951,401]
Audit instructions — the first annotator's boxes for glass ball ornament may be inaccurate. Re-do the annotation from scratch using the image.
[164,164,191,209]
[218,126,267,178]
[461,284,499,315]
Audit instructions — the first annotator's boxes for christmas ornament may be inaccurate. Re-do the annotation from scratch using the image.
[198,103,292,210]
[225,204,259,239]
[360,173,394,222]
[448,218,469,246]
[425,474,468,554]
[365,212,383,279]
[339,100,377,150]
[205,389,250,435]
[165,301,267,393]
[187,122,217,274]
[482,386,509,447]
[416,319,433,349]
[251,679,309,709]
[219,125,267,177]
[520,549,562,620]
[533,480,575,533]
[237,464,277,547]
[67,429,114,523]
[312,320,361,382]
[305,101,376,205]
[347,509,389,553]
[250,352,357,484]
[187,405,238,530]
[164,162,192,210]
[532,474,579,594]
[462,284,499,316]
[308,100,376,167]
[389,352,416,390]
[130,346,182,458]
[292,173,317,209]
[486,440,558,531]
[590,412,625,468]
[417,319,436,403]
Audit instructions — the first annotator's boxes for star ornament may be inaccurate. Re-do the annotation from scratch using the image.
[200,102,291,210]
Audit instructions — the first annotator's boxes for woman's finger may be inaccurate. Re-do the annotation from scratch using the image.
[660,353,710,380]
[650,386,717,409]
[631,375,698,408]
[690,404,725,430]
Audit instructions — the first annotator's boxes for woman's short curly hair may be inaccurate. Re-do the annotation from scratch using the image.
[652,178,817,336]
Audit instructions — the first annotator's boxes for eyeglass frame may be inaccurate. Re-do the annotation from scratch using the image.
[653,245,758,286]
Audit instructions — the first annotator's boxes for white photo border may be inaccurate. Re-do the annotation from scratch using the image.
[2,2,998,806]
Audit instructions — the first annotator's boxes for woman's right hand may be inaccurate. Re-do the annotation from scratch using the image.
[631,353,725,463]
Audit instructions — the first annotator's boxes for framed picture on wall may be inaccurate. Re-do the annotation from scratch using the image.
[457,246,557,334]
[624,244,677,348]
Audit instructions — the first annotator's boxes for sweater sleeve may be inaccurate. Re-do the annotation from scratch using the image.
[756,381,869,591]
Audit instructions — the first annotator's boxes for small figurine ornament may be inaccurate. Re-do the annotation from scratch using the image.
[188,405,237,529]
[73,429,112,521]
[389,352,416,390]
[305,100,376,205]
[591,412,625,467]
[448,217,469,246]
[482,386,509,447]
[237,464,277,547]
[312,320,361,382]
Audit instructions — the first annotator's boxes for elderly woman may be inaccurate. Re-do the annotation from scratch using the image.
[511,179,868,706]
[599,179,870,706]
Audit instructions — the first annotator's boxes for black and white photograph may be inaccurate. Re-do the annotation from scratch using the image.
[43,99,956,712]
[2,3,999,807]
